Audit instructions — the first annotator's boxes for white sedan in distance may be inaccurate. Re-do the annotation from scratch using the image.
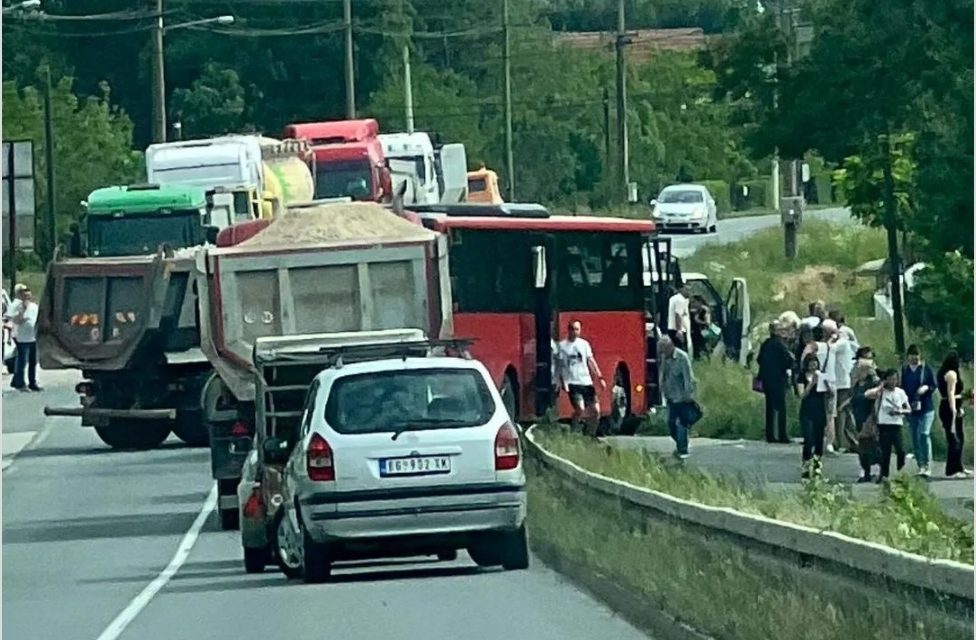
[650,183,718,234]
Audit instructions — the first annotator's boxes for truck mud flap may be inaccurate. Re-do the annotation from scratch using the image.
[209,421,252,480]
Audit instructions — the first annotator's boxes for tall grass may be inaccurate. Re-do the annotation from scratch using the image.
[536,427,974,563]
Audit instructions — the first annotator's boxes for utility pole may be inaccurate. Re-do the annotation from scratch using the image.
[881,135,906,354]
[502,0,515,201]
[43,66,56,261]
[343,0,356,118]
[615,0,630,200]
[602,86,611,162]
[6,144,16,293]
[403,44,414,133]
[150,0,166,143]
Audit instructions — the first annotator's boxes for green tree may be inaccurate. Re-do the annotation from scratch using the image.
[2,70,143,261]
[170,62,250,138]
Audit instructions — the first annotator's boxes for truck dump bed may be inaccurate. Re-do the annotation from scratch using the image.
[38,252,201,371]
[196,202,454,402]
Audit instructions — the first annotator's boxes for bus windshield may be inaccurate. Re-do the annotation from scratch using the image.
[87,211,203,257]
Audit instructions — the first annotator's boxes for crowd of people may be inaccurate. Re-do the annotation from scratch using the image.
[756,300,971,482]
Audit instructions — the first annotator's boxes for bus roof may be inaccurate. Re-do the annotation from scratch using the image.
[426,214,655,234]
[86,184,208,215]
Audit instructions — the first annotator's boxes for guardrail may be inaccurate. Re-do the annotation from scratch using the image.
[525,427,974,604]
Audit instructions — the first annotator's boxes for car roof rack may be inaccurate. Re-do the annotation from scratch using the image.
[406,203,550,219]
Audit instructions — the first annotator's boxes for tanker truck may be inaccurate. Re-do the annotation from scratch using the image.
[194,200,453,529]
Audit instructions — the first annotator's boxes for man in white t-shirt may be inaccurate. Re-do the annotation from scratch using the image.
[667,283,693,358]
[830,322,857,452]
[556,320,606,435]
[866,369,910,481]
[800,300,826,330]
[10,286,41,392]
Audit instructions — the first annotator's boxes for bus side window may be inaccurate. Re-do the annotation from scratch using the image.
[604,242,629,287]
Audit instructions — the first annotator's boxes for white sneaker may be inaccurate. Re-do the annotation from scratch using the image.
[826,444,837,455]
[678,453,690,460]
[917,467,931,478]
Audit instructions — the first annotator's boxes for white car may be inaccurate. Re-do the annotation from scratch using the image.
[272,355,528,583]
[650,183,718,234]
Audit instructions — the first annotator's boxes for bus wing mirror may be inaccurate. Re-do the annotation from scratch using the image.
[531,245,547,289]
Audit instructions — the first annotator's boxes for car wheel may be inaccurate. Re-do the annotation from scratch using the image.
[302,528,332,584]
[437,549,458,562]
[243,546,269,574]
[94,419,171,450]
[272,508,304,580]
[500,525,530,571]
[708,223,718,233]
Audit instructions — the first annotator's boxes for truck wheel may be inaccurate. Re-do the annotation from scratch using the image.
[94,420,171,450]
[173,412,209,448]
[243,546,269,574]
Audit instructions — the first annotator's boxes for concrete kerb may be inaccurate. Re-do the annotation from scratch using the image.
[524,426,974,603]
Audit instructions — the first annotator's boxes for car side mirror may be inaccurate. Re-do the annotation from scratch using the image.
[262,437,291,465]
[205,225,220,245]
[531,245,547,289]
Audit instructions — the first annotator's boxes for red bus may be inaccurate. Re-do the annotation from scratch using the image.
[411,204,664,433]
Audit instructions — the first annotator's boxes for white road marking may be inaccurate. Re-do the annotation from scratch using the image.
[2,431,38,470]
[94,485,218,640]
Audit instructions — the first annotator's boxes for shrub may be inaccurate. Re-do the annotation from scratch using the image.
[732,177,771,210]
[699,179,731,214]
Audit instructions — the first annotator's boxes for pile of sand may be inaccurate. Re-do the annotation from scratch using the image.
[771,266,839,303]
[240,202,435,248]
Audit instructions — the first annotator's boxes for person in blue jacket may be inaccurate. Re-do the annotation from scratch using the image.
[900,344,937,478]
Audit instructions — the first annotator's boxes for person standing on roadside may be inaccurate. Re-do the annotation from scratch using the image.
[900,345,937,478]
[800,300,826,330]
[866,369,911,482]
[937,352,972,479]
[830,319,857,452]
[556,320,606,436]
[828,310,859,351]
[803,322,837,454]
[798,352,828,477]
[757,321,794,443]
[851,351,881,482]
[10,285,41,392]
[659,336,697,459]
[667,282,692,357]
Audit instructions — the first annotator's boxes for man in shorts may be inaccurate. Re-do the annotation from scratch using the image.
[556,320,606,436]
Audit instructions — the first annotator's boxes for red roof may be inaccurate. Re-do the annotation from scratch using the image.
[284,119,379,144]
[431,215,655,234]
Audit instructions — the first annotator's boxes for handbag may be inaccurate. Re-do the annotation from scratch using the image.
[752,375,764,394]
[682,400,704,427]
[857,395,880,441]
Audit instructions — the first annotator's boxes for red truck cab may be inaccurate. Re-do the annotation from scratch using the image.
[283,119,391,203]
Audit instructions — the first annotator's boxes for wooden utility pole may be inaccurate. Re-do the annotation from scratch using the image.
[502,0,515,201]
[615,0,630,199]
[43,66,56,260]
[882,135,906,354]
[343,0,356,118]
[150,0,166,142]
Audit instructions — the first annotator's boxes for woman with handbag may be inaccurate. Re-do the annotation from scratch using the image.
[850,350,881,483]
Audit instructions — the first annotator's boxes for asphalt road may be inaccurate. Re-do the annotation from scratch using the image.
[669,207,851,258]
[2,371,652,640]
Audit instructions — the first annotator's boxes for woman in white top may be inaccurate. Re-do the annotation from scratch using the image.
[865,368,910,482]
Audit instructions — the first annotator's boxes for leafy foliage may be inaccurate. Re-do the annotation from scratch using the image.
[170,62,249,138]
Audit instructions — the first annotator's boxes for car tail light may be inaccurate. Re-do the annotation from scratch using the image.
[494,422,521,471]
[230,421,251,438]
[307,433,335,482]
[242,485,265,520]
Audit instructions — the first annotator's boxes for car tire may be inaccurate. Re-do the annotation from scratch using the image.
[437,549,458,562]
[271,508,304,580]
[708,223,718,233]
[302,528,332,584]
[94,419,171,450]
[500,526,530,571]
[243,546,269,574]
[172,411,210,447]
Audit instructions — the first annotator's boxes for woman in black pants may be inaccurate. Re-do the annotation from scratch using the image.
[937,353,972,478]
[798,353,827,478]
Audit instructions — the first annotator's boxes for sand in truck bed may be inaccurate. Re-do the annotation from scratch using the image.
[239,202,435,248]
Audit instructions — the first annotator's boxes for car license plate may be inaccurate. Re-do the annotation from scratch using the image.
[380,455,451,477]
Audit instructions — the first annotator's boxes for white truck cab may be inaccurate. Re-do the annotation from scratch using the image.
[380,132,438,205]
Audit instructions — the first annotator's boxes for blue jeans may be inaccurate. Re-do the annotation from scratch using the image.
[11,339,37,389]
[907,410,935,468]
[667,402,690,455]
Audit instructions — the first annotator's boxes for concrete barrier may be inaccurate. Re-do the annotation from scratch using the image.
[525,427,974,603]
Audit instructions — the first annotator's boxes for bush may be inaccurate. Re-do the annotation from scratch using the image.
[732,177,771,210]
[699,179,731,214]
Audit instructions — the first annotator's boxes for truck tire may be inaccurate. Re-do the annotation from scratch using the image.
[94,420,171,450]
[172,412,209,448]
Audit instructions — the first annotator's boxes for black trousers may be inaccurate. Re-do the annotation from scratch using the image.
[800,393,827,462]
[764,384,788,442]
[939,401,965,476]
[11,339,37,389]
[878,424,906,478]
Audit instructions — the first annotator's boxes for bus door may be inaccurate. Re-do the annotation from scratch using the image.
[642,235,677,407]
[529,233,556,417]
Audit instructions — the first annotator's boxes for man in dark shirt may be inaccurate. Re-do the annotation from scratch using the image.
[757,321,795,443]
[900,345,937,477]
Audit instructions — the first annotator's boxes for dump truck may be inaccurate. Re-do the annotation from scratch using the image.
[194,201,454,529]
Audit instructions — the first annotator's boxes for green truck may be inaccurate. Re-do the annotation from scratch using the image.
[38,183,224,449]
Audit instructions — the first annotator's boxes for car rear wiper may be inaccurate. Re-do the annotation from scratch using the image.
[390,418,467,441]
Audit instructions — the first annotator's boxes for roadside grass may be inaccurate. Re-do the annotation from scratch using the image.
[534,427,974,564]
[678,220,973,464]
[9,271,45,298]
[527,466,971,640]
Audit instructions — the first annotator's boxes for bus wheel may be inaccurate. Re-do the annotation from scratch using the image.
[500,373,518,423]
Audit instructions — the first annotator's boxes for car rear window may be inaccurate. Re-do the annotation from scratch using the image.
[324,368,496,434]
